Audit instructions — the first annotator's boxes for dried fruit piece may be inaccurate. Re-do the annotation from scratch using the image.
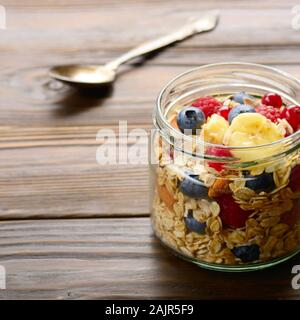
[208,178,232,198]
[157,184,175,210]
[170,116,179,130]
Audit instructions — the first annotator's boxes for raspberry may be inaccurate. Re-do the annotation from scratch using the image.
[281,207,300,226]
[218,194,251,229]
[261,92,282,108]
[206,147,232,172]
[217,105,231,120]
[256,104,281,123]
[192,96,221,118]
[280,105,300,131]
[288,165,300,191]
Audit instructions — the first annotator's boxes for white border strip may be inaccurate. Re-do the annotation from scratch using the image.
[0,5,6,29]
[0,265,6,290]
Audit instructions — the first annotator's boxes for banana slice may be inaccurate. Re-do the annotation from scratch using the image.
[202,114,229,144]
[224,113,284,161]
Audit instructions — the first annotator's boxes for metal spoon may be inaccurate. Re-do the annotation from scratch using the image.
[49,12,219,88]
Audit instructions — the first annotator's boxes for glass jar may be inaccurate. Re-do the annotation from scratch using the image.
[151,62,300,271]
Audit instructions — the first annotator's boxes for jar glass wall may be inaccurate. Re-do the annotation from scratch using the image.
[151,63,300,271]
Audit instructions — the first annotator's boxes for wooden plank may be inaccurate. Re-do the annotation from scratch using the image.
[1,2,300,129]
[0,132,150,219]
[1,64,300,127]
[0,217,299,299]
[1,64,300,219]
[1,6,300,57]
[2,2,300,47]
[1,0,300,220]
[1,3,300,68]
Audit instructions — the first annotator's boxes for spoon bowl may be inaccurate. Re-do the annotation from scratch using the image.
[49,65,116,87]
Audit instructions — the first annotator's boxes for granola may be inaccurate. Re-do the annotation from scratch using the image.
[152,91,300,266]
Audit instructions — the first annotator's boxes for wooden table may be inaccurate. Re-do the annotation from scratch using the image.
[1,0,300,299]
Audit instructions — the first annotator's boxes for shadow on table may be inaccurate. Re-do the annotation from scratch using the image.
[53,84,114,117]
[149,238,300,299]
[52,50,164,117]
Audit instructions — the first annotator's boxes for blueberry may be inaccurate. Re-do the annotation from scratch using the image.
[245,172,276,193]
[232,244,260,262]
[233,91,254,104]
[184,210,206,234]
[179,174,209,199]
[228,104,256,124]
[176,107,206,134]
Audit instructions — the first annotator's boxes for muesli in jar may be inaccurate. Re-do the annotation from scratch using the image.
[152,80,300,271]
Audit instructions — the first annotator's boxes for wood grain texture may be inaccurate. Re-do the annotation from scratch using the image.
[0,217,299,300]
[1,0,300,301]
[1,0,300,220]
[1,0,300,219]
[2,64,300,219]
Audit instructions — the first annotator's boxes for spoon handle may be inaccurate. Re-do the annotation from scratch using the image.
[105,12,218,70]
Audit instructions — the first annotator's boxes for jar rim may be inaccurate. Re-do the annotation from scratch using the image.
[155,62,300,153]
